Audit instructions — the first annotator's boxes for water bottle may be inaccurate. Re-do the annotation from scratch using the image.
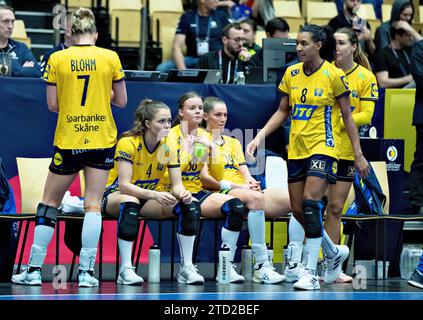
[267,244,274,268]
[240,244,253,280]
[236,71,245,85]
[148,244,160,283]
[217,245,231,284]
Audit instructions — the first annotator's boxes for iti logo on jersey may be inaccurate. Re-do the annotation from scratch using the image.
[314,88,323,97]
[340,76,349,90]
[291,69,300,77]
[292,104,318,120]
[371,83,378,98]
[387,146,398,161]
[351,90,359,98]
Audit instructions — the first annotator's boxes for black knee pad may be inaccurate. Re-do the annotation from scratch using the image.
[35,203,59,228]
[117,202,140,241]
[173,201,201,236]
[303,199,324,238]
[221,198,246,231]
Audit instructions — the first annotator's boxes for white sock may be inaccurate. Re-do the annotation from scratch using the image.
[28,244,47,268]
[28,225,55,269]
[305,237,323,272]
[248,210,267,266]
[287,215,305,265]
[81,211,102,248]
[177,233,195,266]
[221,227,239,262]
[33,224,55,247]
[289,215,305,242]
[79,247,97,271]
[321,230,339,259]
[118,238,133,270]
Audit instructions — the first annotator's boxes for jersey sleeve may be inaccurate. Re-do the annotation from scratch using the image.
[113,52,126,82]
[233,138,246,166]
[115,137,135,163]
[333,69,351,100]
[360,72,379,102]
[161,136,180,168]
[278,69,291,96]
[42,53,56,85]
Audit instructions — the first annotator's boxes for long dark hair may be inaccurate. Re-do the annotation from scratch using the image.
[299,24,335,62]
[121,99,170,138]
[335,27,371,71]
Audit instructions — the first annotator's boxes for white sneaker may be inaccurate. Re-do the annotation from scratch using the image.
[253,261,286,284]
[293,269,320,290]
[78,270,99,287]
[11,268,42,286]
[284,262,305,283]
[117,266,144,285]
[177,264,204,285]
[216,263,245,283]
[322,245,350,284]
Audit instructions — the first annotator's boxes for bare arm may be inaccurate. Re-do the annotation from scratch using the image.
[46,85,58,113]
[169,166,192,203]
[111,80,127,108]
[200,164,247,190]
[339,95,370,178]
[376,71,413,88]
[246,95,289,157]
[173,34,187,70]
[118,160,177,205]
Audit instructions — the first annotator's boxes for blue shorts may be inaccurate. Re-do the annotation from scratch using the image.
[193,190,213,204]
[337,159,355,182]
[49,145,116,175]
[287,154,338,184]
[101,188,148,216]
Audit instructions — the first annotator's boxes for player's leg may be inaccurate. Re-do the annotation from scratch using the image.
[149,199,204,285]
[262,188,292,219]
[105,191,144,285]
[12,149,79,286]
[201,192,246,283]
[229,188,285,284]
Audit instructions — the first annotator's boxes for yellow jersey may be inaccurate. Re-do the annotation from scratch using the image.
[42,45,125,149]
[216,135,246,185]
[338,64,378,160]
[105,135,179,193]
[157,125,222,193]
[278,60,350,160]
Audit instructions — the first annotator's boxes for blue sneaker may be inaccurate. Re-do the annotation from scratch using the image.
[408,269,423,289]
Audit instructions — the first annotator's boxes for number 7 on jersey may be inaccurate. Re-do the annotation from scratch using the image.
[77,75,90,106]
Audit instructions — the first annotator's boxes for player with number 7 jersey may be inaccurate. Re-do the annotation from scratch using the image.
[42,40,125,149]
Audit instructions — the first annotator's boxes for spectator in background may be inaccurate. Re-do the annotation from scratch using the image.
[246,17,290,68]
[336,0,383,20]
[375,21,414,88]
[195,22,250,83]
[249,0,275,27]
[374,0,421,53]
[240,18,260,56]
[40,12,74,75]
[156,0,230,73]
[0,4,41,77]
[328,0,375,58]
